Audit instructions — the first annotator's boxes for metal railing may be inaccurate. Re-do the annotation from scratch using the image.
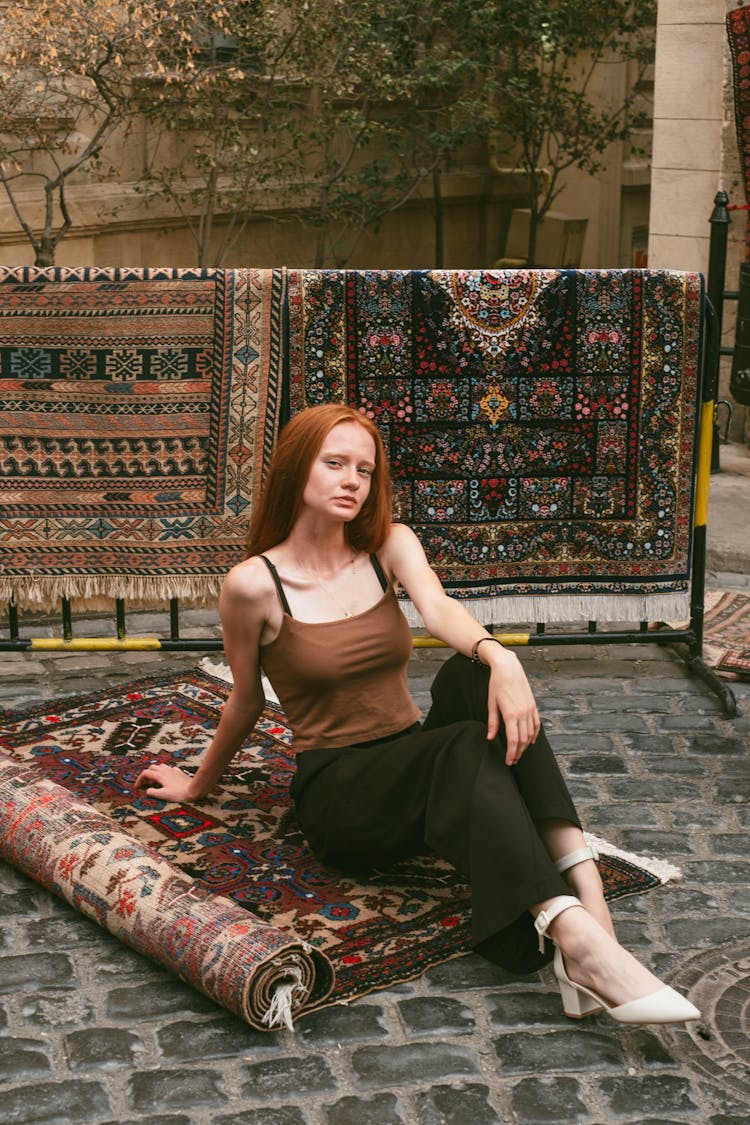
[1,248,740,719]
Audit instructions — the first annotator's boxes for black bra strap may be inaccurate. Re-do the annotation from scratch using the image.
[370,552,389,592]
[259,555,293,616]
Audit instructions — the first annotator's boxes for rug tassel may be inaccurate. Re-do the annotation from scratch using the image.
[585,831,683,883]
[262,965,307,1032]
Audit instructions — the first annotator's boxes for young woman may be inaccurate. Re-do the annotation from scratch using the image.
[136,404,699,1025]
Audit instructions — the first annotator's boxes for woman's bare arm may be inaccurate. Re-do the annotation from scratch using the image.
[381,523,540,765]
[134,560,271,801]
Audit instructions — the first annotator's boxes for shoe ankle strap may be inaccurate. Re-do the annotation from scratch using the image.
[533,895,583,953]
[555,844,598,875]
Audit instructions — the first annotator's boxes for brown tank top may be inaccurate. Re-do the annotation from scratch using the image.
[259,556,421,753]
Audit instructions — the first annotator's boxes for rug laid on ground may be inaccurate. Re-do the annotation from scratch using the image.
[0,667,681,1024]
[287,269,703,625]
[0,266,284,609]
[0,755,333,1030]
[694,590,750,680]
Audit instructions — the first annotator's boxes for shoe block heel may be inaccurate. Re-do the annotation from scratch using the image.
[557,976,602,1019]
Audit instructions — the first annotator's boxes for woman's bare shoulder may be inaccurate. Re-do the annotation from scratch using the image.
[380,522,422,558]
[221,556,276,606]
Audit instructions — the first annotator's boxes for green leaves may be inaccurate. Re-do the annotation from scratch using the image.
[0,0,656,267]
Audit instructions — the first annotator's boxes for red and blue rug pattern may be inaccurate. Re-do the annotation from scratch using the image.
[0,668,671,1010]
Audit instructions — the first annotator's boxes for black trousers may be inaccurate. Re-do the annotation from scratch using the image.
[290,653,581,973]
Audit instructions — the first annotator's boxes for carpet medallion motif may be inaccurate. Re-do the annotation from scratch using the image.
[0,266,284,608]
[287,269,702,624]
[0,669,673,1018]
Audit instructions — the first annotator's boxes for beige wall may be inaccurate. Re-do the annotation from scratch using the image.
[0,170,519,271]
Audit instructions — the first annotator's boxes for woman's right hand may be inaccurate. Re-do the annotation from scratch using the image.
[133,761,200,803]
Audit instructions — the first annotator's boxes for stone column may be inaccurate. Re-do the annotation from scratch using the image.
[648,0,725,271]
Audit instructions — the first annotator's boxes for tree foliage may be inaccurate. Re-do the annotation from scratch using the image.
[136,2,311,266]
[0,0,656,267]
[488,0,656,264]
[288,1,492,266]
[0,1,194,264]
[140,0,493,267]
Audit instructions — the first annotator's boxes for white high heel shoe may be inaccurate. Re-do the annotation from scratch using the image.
[534,897,701,1025]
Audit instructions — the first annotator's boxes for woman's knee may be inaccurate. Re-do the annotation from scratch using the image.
[431,651,474,692]
[427,653,488,726]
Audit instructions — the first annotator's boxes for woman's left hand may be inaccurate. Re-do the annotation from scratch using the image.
[486,650,541,766]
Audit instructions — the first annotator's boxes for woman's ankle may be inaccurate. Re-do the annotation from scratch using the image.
[560,864,614,937]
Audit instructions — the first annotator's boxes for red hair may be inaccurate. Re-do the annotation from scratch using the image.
[246,404,393,556]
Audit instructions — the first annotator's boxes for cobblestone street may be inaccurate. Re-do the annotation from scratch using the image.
[2,578,749,1125]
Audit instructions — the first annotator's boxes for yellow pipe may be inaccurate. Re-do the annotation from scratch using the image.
[694,399,714,529]
[412,633,530,648]
[31,637,162,651]
[28,633,532,653]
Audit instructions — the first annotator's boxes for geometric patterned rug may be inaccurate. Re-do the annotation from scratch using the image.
[0,667,681,1026]
[0,266,284,609]
[287,268,703,625]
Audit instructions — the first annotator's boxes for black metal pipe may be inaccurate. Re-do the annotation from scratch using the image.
[169,598,180,641]
[0,629,699,653]
[0,638,225,652]
[8,600,19,642]
[115,599,126,641]
[61,597,73,642]
[707,190,731,471]
[523,629,694,646]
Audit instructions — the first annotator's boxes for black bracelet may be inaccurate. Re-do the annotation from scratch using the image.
[471,636,502,662]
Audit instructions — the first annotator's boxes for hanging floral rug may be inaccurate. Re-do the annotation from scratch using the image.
[287,268,703,625]
[0,266,284,609]
[0,666,681,1027]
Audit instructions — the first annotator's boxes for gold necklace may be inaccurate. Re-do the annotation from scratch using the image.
[298,553,359,618]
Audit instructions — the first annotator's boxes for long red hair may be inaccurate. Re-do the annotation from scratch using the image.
[246,404,393,556]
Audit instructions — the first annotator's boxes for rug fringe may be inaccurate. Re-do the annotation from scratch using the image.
[0,575,223,613]
[585,831,683,884]
[262,963,308,1032]
[199,657,279,704]
[399,592,692,629]
[3,581,692,627]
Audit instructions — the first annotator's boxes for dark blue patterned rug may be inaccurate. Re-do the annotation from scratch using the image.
[288,269,703,625]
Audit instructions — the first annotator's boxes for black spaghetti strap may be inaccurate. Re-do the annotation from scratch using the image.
[370,553,389,592]
[259,555,293,616]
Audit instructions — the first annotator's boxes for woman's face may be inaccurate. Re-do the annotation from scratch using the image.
[302,421,377,522]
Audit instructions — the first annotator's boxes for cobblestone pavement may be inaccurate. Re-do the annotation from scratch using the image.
[2,586,750,1125]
